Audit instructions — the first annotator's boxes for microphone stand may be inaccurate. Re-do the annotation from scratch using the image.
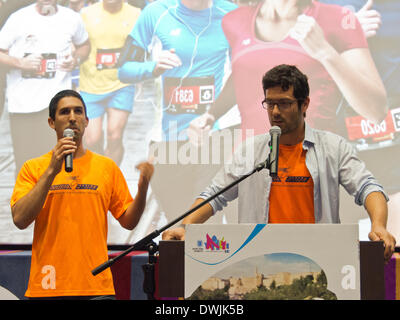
[91,154,275,297]
[142,240,158,300]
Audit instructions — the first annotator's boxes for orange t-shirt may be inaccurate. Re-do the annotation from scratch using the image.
[10,150,133,297]
[268,142,314,223]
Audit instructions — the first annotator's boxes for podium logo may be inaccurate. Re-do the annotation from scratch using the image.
[194,234,230,253]
[188,224,266,266]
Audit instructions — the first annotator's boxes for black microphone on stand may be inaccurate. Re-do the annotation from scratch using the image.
[63,128,74,173]
[268,126,281,177]
[91,126,281,278]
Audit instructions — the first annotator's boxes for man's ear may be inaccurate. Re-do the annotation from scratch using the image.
[48,117,55,130]
[302,97,310,117]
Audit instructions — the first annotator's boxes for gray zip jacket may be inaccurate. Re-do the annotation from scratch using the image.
[198,124,388,223]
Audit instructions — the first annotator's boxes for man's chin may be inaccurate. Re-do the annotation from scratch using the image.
[38,4,57,15]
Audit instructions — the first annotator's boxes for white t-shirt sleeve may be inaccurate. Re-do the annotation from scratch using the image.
[0,13,18,50]
[71,12,89,46]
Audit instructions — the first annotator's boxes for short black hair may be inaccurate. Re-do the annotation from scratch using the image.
[262,64,309,107]
[48,89,87,120]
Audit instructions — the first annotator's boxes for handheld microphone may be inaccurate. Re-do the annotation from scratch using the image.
[63,128,74,173]
[268,126,281,177]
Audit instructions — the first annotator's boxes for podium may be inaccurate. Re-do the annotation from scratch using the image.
[159,224,385,300]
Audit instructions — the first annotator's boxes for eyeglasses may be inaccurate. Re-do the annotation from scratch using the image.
[261,99,298,111]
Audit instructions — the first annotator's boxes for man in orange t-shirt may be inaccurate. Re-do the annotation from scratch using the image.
[163,64,396,263]
[10,89,154,299]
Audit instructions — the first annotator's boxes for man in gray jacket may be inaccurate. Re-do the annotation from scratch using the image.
[162,64,396,262]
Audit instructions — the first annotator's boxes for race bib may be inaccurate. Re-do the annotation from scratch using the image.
[164,76,215,114]
[345,108,400,142]
[96,48,122,70]
[22,53,56,79]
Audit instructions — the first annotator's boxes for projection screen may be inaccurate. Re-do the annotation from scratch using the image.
[0,0,399,246]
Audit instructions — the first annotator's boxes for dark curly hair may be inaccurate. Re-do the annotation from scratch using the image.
[262,64,309,109]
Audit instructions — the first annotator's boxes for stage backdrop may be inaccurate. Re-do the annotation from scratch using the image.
[0,0,399,245]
